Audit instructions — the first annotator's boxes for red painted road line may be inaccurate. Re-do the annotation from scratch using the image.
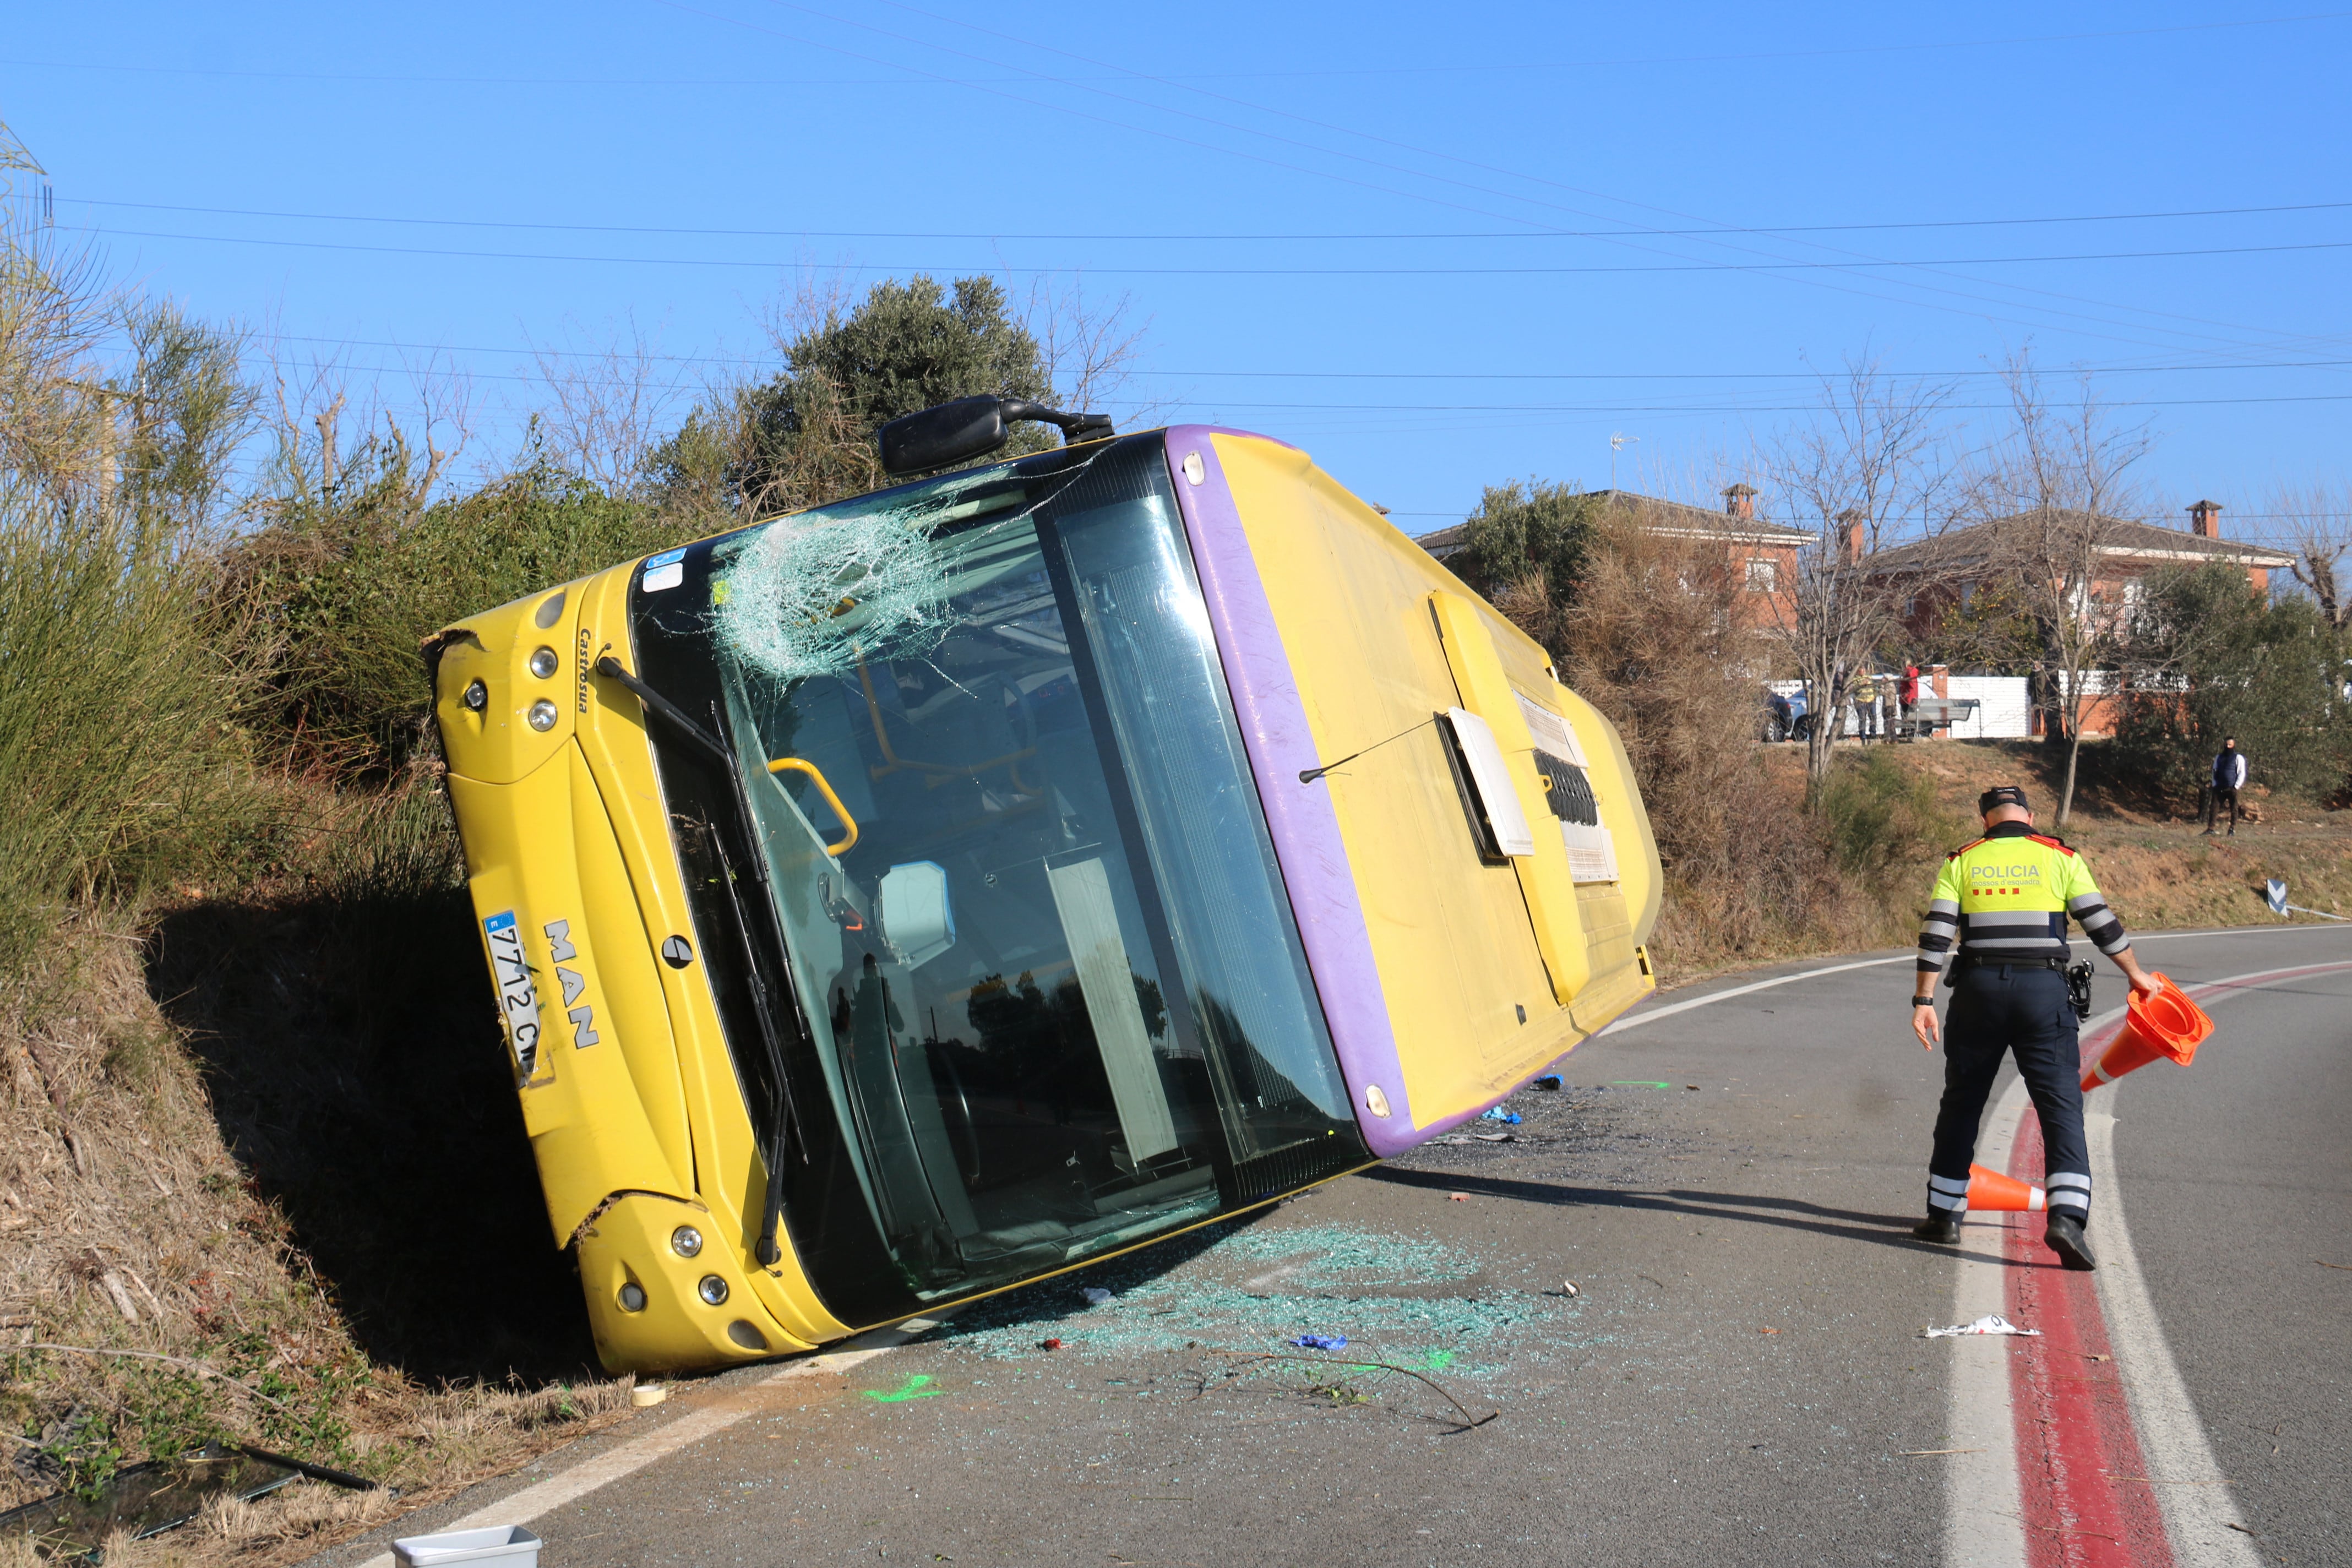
[2007,1048,2173,1568]
[1996,962,2352,1568]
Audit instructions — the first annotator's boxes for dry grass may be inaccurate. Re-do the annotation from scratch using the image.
[199,1480,401,1553]
[1,912,346,1478]
[1,788,643,1567]
[1680,736,2352,985]
[1822,736,2352,928]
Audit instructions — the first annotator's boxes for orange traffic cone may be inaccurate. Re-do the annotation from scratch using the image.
[1967,1163,2045,1212]
[2081,972,2214,1091]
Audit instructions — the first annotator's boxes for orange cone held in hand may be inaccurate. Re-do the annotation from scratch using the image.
[2081,972,2214,1091]
[1967,1163,2045,1212]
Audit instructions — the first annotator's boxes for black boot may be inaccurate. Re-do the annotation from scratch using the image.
[2045,1213,2097,1271]
[1912,1212,1961,1244]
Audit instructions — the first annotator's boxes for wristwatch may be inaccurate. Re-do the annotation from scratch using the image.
[1910,998,1935,1008]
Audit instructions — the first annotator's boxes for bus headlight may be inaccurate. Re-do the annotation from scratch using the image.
[671,1225,704,1258]
[527,699,560,732]
[697,1275,729,1306]
[529,646,560,679]
[618,1282,647,1313]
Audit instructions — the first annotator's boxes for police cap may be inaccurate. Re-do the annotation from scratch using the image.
[1978,783,2032,815]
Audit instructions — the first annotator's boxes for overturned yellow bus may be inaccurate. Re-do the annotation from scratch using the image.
[428,408,1661,1373]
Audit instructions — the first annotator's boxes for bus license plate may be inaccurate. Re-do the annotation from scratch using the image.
[483,910,545,1080]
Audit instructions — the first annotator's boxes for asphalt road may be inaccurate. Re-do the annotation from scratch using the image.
[318,923,2352,1568]
[2114,949,2352,1565]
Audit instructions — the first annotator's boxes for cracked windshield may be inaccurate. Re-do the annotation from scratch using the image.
[705,438,1363,1302]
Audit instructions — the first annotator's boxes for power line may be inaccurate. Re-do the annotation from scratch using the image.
[83,223,2352,275]
[300,360,2352,411]
[660,0,2352,369]
[69,194,2352,243]
[254,331,2352,380]
[9,12,2344,86]
[736,0,2352,367]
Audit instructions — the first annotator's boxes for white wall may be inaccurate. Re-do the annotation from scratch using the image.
[1943,677,2032,739]
[1766,675,2034,739]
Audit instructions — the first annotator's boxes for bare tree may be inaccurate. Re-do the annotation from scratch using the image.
[1766,358,1957,802]
[527,315,692,494]
[1968,356,2152,828]
[251,333,475,527]
[2269,480,2352,630]
[1019,276,1161,427]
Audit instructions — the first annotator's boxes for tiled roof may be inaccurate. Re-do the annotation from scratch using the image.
[1414,488,1812,561]
[1865,509,2294,574]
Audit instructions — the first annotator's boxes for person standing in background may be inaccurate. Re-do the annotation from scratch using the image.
[2204,737,2248,835]
[1852,668,1880,741]
[1901,663,1921,731]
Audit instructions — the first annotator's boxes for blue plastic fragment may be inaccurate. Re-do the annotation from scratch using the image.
[1478,1107,1523,1124]
[1531,1075,1564,1091]
[1292,1333,1348,1351]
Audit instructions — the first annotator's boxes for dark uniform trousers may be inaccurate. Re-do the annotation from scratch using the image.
[1929,962,2091,1222]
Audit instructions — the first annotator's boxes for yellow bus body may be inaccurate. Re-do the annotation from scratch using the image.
[431,427,1658,1373]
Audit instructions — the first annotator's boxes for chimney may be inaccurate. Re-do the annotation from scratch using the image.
[1838,508,1868,565]
[1723,482,1757,521]
[2188,499,2223,538]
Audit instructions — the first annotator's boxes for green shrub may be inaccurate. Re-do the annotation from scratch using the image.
[1452,477,1603,626]
[649,274,1055,518]
[2111,563,2352,805]
[0,254,259,983]
[1820,748,1962,877]
[229,449,699,780]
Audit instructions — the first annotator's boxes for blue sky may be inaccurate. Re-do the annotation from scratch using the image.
[5,2,2346,539]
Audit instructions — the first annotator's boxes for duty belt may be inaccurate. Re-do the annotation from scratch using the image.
[1951,953,2068,975]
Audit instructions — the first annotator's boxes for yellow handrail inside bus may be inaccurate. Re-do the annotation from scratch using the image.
[766,757,859,856]
[856,659,951,781]
[854,657,1038,792]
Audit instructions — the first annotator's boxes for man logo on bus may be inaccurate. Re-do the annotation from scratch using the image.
[543,918,602,1048]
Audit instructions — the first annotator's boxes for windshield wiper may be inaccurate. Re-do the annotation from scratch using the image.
[596,655,727,764]
[596,655,806,1267]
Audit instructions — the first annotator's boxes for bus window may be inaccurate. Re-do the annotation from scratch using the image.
[629,435,1366,1323]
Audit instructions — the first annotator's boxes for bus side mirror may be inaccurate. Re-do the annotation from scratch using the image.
[878,396,1010,476]
[877,396,1115,477]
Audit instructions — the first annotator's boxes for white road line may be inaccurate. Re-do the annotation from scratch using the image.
[1943,1074,2033,1568]
[2089,963,2352,1567]
[350,1335,912,1568]
[1597,922,2349,1038]
[2087,1110,2260,1568]
[1597,955,1913,1033]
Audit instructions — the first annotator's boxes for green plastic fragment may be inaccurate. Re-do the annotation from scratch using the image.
[864,1374,944,1403]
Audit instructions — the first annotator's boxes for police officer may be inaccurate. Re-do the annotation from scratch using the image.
[1909,785,2160,1269]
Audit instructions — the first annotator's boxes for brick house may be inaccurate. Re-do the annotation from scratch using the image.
[1864,499,2294,736]
[1415,484,1809,630]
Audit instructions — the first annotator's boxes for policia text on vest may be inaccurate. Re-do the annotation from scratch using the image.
[1907,784,2161,1271]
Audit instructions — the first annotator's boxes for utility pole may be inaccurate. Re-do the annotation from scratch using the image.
[60,380,130,515]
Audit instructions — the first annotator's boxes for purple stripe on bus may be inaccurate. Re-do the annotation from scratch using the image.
[1159,426,1418,1156]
